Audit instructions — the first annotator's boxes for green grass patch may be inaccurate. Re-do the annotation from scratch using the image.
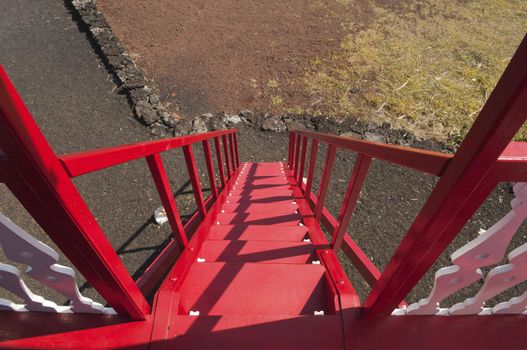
[299,0,527,144]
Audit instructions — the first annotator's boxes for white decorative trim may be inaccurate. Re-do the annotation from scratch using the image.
[0,213,115,314]
[450,241,527,315]
[395,182,527,315]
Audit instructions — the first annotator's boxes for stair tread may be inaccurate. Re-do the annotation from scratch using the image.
[178,262,328,316]
[216,212,302,226]
[228,188,292,196]
[167,314,343,350]
[199,240,315,263]
[208,225,309,241]
[221,202,299,214]
[225,196,297,204]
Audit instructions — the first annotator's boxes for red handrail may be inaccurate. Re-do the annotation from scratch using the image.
[287,35,527,319]
[0,64,240,319]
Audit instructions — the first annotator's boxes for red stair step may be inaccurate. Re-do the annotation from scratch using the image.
[167,315,344,350]
[221,202,299,214]
[215,212,302,226]
[231,184,290,191]
[208,225,309,241]
[198,240,315,263]
[177,262,330,316]
[225,196,297,204]
[234,178,288,186]
[228,187,292,196]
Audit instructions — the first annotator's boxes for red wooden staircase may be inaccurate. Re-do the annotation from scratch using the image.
[1,35,527,350]
[156,161,355,349]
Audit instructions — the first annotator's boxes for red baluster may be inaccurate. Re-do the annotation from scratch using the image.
[182,145,207,217]
[202,140,219,199]
[147,154,188,247]
[330,154,372,252]
[314,144,337,220]
[214,137,226,188]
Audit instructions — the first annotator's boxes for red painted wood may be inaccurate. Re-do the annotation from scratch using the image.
[288,132,294,166]
[214,137,227,187]
[229,186,291,196]
[178,262,329,315]
[307,190,386,291]
[0,156,21,184]
[229,133,237,172]
[284,163,362,307]
[208,225,309,241]
[166,314,344,350]
[314,144,337,220]
[318,249,360,309]
[215,212,302,226]
[0,66,149,320]
[198,240,315,263]
[292,129,453,176]
[293,134,302,179]
[225,194,296,203]
[59,130,237,178]
[364,35,527,317]
[234,132,240,167]
[297,136,308,184]
[305,139,319,201]
[146,154,188,247]
[0,312,153,349]
[222,134,232,177]
[347,312,527,350]
[289,133,296,168]
[183,144,207,217]
[330,154,372,252]
[201,140,219,199]
[221,202,299,214]
[136,194,214,295]
[234,178,289,186]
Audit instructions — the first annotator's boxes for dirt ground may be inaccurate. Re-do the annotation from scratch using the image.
[97,0,358,117]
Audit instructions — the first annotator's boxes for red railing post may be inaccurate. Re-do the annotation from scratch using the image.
[202,140,219,199]
[297,136,308,185]
[330,154,372,252]
[314,144,337,220]
[293,134,301,179]
[305,139,319,200]
[222,135,231,177]
[364,35,527,318]
[229,133,237,172]
[182,144,207,217]
[214,137,226,188]
[147,154,189,247]
[0,66,149,320]
[289,133,296,169]
[234,132,240,167]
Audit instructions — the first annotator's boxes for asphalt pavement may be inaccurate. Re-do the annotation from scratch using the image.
[0,0,190,303]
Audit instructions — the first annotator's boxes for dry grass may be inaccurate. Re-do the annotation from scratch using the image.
[296,0,527,144]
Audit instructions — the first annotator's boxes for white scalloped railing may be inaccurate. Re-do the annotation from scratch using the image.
[393,182,527,316]
[0,213,115,314]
